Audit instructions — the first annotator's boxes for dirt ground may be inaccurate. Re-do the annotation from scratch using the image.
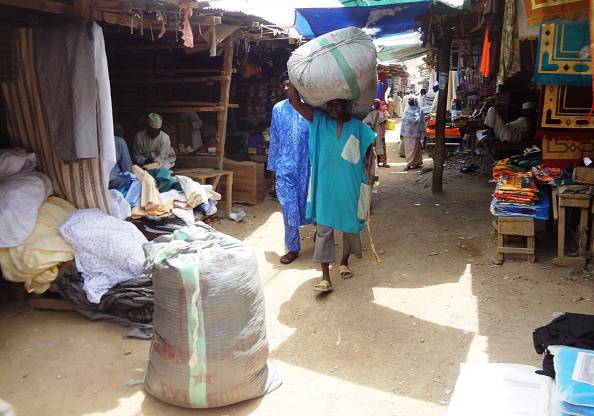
[1,127,594,416]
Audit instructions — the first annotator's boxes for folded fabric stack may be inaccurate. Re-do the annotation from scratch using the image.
[492,148,542,180]
[553,346,594,416]
[491,173,540,217]
[492,158,529,180]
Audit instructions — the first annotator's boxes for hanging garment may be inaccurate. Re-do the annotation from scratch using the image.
[34,22,99,161]
[0,197,75,294]
[59,208,148,304]
[497,0,521,85]
[480,30,492,78]
[1,28,111,213]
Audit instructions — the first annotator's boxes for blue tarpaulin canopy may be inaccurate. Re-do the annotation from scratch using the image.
[295,1,432,39]
[295,1,460,40]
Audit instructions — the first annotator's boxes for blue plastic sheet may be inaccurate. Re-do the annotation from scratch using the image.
[295,3,432,39]
[555,346,594,413]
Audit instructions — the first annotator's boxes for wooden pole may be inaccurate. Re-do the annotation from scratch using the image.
[217,39,234,170]
[432,26,452,194]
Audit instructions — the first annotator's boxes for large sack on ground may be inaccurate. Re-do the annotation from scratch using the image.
[143,224,281,408]
[288,27,378,118]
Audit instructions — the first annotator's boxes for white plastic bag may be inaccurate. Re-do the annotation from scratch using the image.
[288,27,377,118]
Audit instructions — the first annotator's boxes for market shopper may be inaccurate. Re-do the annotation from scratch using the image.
[484,102,537,142]
[363,99,390,168]
[132,113,176,169]
[268,72,311,265]
[401,97,426,171]
[109,124,133,189]
[287,83,376,293]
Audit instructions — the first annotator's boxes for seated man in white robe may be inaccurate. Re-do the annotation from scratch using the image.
[132,113,176,169]
[484,102,537,143]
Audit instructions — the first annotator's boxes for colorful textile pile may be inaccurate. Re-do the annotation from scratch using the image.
[491,191,550,219]
[534,20,592,87]
[531,165,565,183]
[492,149,541,179]
[494,173,539,205]
[522,0,589,25]
[491,171,543,217]
[492,158,528,179]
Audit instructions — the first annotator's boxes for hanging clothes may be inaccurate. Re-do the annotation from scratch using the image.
[480,30,492,78]
[497,0,521,85]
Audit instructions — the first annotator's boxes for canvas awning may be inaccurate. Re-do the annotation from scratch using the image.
[295,1,458,40]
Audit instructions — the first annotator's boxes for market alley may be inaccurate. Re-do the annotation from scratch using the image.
[1,140,593,416]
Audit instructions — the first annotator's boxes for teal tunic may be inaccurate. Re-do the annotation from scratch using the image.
[307,110,376,234]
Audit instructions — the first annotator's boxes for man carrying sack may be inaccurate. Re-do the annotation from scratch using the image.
[287,84,376,293]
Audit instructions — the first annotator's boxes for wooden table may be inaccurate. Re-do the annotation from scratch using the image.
[174,168,234,215]
[553,193,591,267]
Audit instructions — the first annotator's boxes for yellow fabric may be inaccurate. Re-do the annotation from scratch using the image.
[0,196,75,293]
[130,165,173,218]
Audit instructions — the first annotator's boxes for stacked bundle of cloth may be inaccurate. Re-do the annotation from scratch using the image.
[492,147,542,180]
[0,148,76,293]
[110,165,220,225]
[491,173,540,217]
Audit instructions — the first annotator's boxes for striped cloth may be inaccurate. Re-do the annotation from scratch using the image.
[0,29,111,212]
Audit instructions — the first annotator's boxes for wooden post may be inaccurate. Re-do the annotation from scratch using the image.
[432,26,452,194]
[217,39,234,170]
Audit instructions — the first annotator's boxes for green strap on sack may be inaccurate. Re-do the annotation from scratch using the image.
[318,38,361,99]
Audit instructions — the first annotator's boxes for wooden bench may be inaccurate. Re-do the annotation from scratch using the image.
[174,168,234,215]
[497,217,535,263]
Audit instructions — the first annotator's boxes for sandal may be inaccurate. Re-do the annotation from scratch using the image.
[314,280,333,292]
[280,251,299,265]
[339,265,353,279]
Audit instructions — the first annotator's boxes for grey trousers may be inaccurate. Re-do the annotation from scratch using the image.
[312,224,362,263]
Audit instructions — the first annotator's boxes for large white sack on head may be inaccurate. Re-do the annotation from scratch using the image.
[288,27,378,117]
[143,224,281,408]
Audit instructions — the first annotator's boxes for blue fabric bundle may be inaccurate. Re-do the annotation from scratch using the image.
[555,346,594,415]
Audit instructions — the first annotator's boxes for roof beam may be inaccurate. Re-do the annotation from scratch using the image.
[0,0,74,15]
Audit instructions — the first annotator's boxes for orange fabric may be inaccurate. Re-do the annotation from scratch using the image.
[480,31,491,78]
